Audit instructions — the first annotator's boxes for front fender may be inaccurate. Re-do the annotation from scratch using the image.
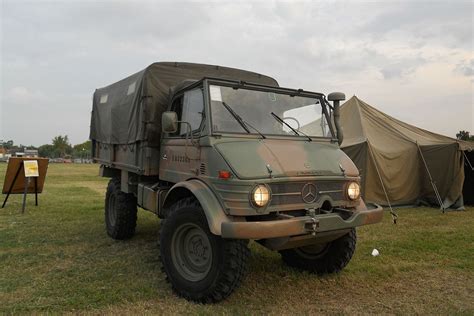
[164,179,231,236]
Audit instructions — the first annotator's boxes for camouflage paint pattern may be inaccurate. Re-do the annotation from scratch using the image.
[155,80,383,242]
[96,76,383,244]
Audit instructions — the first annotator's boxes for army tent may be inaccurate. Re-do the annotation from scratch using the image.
[340,96,473,209]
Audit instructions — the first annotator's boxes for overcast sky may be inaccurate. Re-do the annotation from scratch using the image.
[1,0,473,146]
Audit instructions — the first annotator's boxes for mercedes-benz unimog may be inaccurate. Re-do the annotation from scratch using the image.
[90,62,383,303]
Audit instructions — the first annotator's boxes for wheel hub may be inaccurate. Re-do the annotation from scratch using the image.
[171,223,212,282]
[190,237,206,258]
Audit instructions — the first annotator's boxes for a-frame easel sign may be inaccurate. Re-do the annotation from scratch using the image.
[2,157,49,213]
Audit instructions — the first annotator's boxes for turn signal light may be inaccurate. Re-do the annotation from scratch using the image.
[218,170,232,179]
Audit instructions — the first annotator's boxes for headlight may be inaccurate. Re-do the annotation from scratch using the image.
[347,182,361,200]
[251,184,271,207]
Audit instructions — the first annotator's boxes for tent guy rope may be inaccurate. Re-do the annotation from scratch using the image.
[367,140,398,224]
[416,142,445,212]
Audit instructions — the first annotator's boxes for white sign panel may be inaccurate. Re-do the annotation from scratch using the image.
[23,160,39,177]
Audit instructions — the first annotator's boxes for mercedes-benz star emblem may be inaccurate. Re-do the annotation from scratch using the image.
[301,183,317,204]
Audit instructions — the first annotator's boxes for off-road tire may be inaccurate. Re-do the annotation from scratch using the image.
[159,197,249,303]
[105,178,137,240]
[280,228,356,274]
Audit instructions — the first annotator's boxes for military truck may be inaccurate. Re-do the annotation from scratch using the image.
[90,62,383,303]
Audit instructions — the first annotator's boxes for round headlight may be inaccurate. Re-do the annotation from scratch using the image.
[347,182,360,200]
[347,182,361,200]
[251,185,271,207]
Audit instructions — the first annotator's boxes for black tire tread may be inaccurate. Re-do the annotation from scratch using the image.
[158,197,249,303]
[105,178,137,240]
[280,228,356,275]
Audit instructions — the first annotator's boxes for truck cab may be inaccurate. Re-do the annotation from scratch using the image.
[157,78,381,239]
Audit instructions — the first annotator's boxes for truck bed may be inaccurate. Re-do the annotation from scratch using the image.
[92,140,160,175]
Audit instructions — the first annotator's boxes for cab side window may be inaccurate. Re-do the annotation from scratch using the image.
[170,88,205,137]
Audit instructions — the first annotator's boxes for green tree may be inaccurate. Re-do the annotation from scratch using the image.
[52,135,72,158]
[456,130,470,140]
[2,140,14,149]
[38,144,55,158]
[73,140,92,159]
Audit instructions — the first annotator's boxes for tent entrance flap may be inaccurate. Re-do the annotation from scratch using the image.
[416,142,444,211]
[463,151,474,205]
[464,151,474,171]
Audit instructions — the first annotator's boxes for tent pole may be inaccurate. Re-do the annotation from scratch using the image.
[416,142,444,211]
[367,141,398,224]
[463,151,473,171]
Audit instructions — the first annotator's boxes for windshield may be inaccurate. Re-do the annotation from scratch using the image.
[209,85,332,138]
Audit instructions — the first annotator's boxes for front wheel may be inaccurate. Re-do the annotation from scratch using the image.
[280,228,357,274]
[159,198,249,303]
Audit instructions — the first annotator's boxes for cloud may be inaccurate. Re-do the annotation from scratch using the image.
[379,56,426,79]
[455,59,474,77]
[1,0,472,145]
[361,2,473,48]
[5,87,46,105]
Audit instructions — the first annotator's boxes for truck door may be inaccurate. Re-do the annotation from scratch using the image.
[159,88,204,183]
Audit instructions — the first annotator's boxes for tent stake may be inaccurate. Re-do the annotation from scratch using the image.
[367,141,398,224]
[416,142,444,212]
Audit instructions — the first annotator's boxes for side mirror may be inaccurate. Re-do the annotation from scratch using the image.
[162,111,178,133]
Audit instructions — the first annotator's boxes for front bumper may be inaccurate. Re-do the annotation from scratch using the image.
[221,203,383,239]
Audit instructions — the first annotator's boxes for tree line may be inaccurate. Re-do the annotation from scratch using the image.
[456,130,474,141]
[1,136,91,159]
[2,130,472,159]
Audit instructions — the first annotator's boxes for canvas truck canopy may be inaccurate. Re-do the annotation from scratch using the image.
[340,96,473,209]
[90,62,279,145]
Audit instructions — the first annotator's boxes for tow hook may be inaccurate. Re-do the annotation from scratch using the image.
[305,208,320,235]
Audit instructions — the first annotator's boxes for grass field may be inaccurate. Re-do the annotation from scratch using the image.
[0,163,473,314]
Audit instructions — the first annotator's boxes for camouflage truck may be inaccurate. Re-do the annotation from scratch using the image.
[90,62,383,303]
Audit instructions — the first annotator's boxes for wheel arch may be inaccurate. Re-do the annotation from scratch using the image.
[162,179,230,236]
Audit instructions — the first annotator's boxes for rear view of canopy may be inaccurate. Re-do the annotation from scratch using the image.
[340,96,473,208]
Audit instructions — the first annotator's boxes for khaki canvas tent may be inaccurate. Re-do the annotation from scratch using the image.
[340,96,473,209]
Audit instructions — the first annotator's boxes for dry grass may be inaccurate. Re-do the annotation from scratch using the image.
[0,163,473,315]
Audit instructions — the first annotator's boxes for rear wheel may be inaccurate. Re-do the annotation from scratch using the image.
[280,228,356,274]
[105,178,137,240]
[159,198,249,303]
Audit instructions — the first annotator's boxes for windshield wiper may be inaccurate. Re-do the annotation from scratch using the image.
[221,102,266,139]
[271,112,312,142]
